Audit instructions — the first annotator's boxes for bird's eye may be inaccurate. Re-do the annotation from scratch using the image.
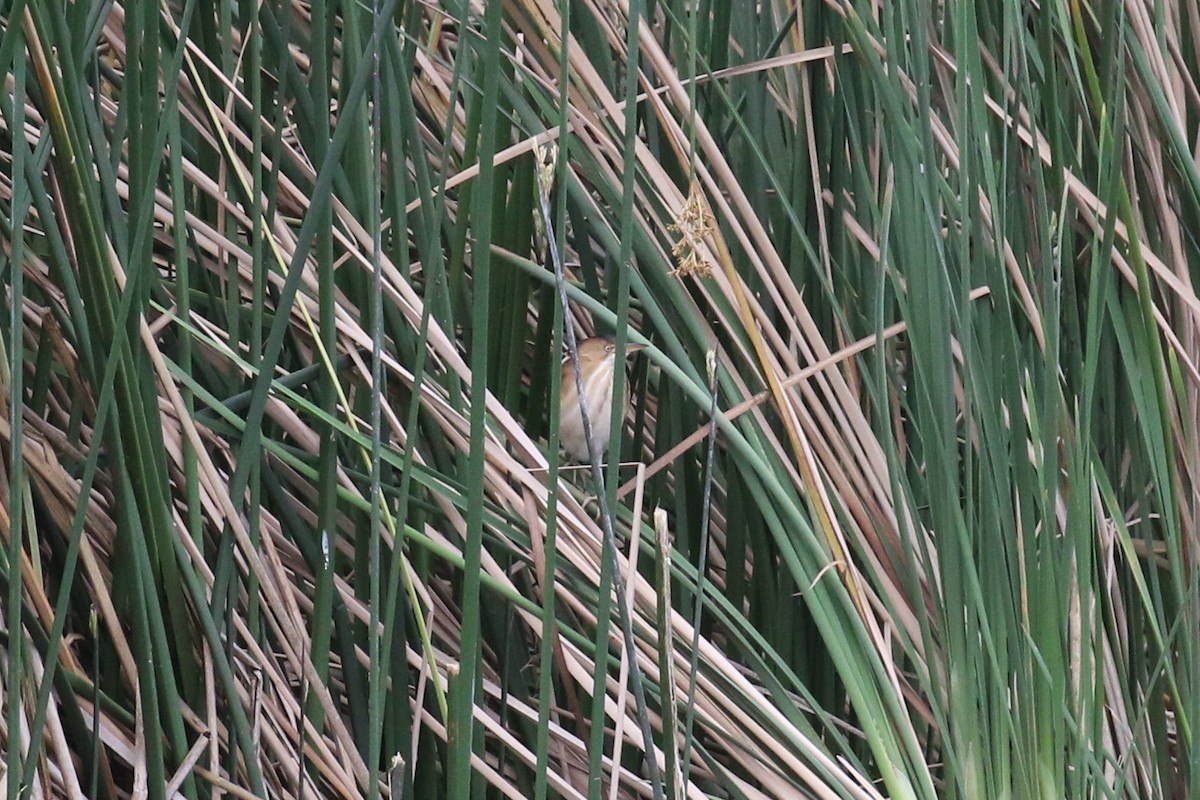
[606,344,615,353]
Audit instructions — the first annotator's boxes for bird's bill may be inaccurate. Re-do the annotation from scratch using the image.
[625,342,648,353]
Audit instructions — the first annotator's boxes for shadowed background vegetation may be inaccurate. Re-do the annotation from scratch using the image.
[1,0,1199,797]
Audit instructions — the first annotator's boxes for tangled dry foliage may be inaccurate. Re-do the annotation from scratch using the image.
[2,0,1200,797]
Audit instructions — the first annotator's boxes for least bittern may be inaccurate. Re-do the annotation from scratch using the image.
[558,336,646,463]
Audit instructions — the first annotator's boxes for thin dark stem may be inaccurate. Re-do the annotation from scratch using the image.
[537,148,665,798]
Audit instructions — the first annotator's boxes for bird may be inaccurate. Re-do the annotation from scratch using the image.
[558,336,646,463]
